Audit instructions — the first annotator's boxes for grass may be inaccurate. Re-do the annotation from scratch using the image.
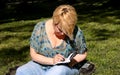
[0,11,120,75]
[83,23,120,75]
[0,19,44,74]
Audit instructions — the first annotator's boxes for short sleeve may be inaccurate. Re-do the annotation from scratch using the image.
[30,22,43,52]
[75,28,87,54]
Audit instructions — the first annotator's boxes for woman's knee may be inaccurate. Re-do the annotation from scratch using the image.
[16,66,26,75]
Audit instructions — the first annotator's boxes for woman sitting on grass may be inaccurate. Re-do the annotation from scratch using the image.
[16,4,87,75]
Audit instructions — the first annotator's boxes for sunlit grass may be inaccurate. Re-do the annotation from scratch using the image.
[81,22,120,75]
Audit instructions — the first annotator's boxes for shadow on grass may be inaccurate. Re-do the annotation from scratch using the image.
[0,46,29,67]
[0,22,35,43]
[0,1,60,24]
[92,28,119,41]
[76,8,120,25]
[0,1,120,24]
[0,22,35,32]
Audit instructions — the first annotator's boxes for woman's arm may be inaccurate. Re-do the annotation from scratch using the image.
[68,27,87,67]
[30,47,65,65]
[69,52,87,67]
[30,47,54,65]
[74,52,87,63]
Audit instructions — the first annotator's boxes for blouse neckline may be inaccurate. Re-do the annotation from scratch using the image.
[43,21,66,50]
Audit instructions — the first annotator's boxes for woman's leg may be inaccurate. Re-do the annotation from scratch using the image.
[16,61,45,75]
[45,65,79,75]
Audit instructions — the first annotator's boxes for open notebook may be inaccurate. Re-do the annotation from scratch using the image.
[55,51,77,65]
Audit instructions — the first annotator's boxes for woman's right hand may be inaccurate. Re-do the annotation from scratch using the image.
[53,54,65,64]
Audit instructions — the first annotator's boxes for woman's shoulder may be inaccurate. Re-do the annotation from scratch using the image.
[33,21,46,32]
[34,19,51,29]
[35,21,46,28]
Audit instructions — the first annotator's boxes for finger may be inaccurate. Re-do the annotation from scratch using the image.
[57,54,65,59]
[57,57,65,62]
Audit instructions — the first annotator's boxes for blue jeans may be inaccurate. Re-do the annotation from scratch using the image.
[16,61,79,75]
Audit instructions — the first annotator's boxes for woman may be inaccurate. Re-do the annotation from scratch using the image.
[16,4,87,75]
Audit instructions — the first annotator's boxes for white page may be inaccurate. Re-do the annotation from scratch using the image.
[55,52,76,65]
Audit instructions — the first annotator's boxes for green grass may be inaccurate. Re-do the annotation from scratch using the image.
[82,23,120,75]
[0,14,120,75]
[0,19,45,74]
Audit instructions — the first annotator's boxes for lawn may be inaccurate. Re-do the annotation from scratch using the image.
[0,9,120,75]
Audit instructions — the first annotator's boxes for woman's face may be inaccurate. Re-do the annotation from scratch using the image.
[54,24,65,37]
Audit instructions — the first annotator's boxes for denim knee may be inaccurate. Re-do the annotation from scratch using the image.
[16,66,26,75]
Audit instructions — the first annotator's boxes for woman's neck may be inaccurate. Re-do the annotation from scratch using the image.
[46,19,65,40]
[45,19,65,48]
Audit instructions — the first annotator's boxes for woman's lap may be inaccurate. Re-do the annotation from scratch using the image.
[45,65,79,75]
[16,61,79,75]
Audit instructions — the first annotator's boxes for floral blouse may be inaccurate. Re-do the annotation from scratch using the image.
[30,21,87,70]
